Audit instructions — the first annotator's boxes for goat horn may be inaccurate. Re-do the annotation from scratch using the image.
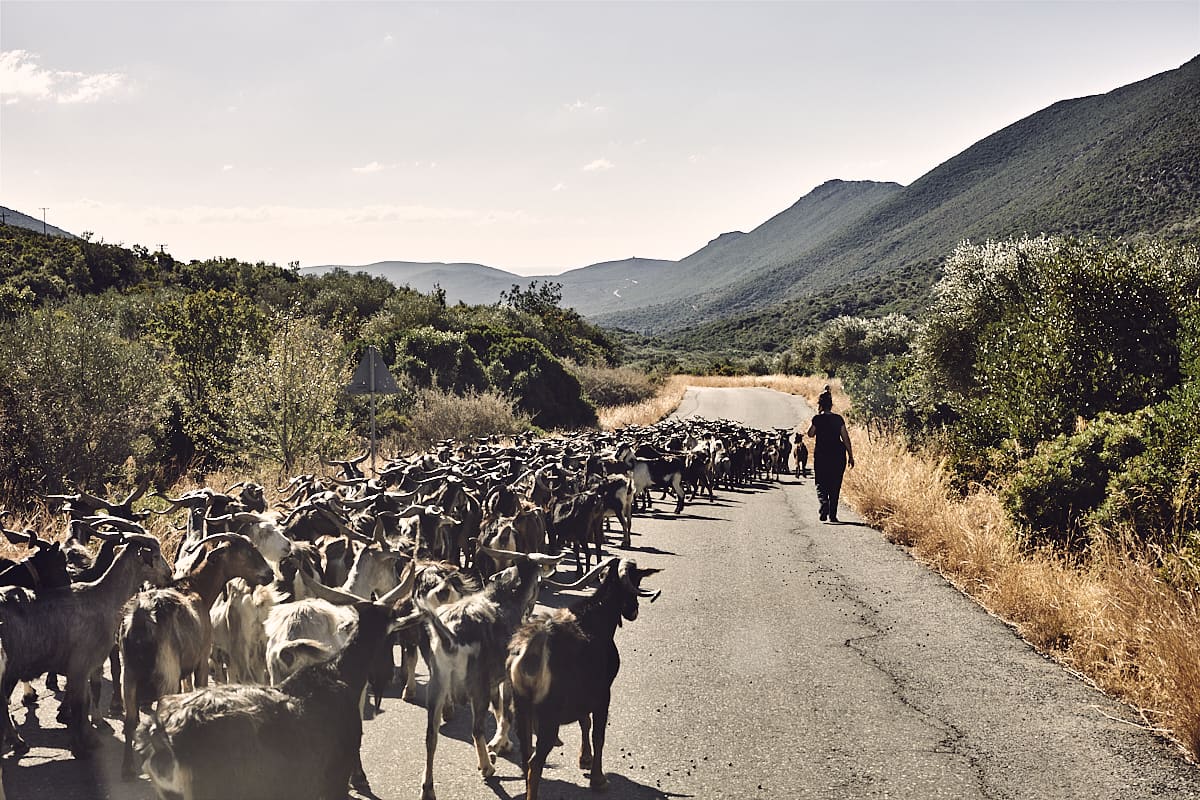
[477,543,527,562]
[183,532,250,554]
[299,570,363,605]
[544,556,618,589]
[81,515,147,535]
[377,560,416,607]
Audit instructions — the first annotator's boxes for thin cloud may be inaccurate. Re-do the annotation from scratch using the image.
[351,161,395,174]
[552,182,566,192]
[582,158,614,172]
[222,164,234,172]
[564,99,607,113]
[0,49,127,104]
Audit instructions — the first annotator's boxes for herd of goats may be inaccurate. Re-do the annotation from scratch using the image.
[0,416,797,800]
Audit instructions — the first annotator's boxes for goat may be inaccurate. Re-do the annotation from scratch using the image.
[416,545,565,800]
[507,557,661,799]
[546,489,606,575]
[630,453,688,515]
[134,592,417,800]
[0,532,171,756]
[121,533,276,778]
[1,525,71,711]
[0,526,69,590]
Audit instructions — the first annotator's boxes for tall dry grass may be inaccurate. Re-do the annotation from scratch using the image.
[604,373,1200,758]
[844,405,1200,759]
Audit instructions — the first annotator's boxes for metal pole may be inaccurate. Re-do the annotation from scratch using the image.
[369,347,378,475]
[39,208,48,235]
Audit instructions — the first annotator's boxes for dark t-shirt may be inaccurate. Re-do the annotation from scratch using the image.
[810,413,846,460]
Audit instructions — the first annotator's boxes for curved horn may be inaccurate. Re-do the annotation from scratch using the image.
[544,556,618,589]
[81,515,147,535]
[476,543,528,563]
[377,560,416,607]
[182,532,251,554]
[299,570,363,605]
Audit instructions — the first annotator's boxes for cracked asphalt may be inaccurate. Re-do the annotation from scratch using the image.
[7,386,1198,799]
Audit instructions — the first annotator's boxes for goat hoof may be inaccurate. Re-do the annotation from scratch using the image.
[11,738,30,757]
[403,689,417,702]
[480,762,496,779]
[579,754,593,769]
[489,738,512,756]
[56,705,71,724]
[350,770,371,793]
[108,701,125,719]
[421,784,437,800]
[590,773,610,790]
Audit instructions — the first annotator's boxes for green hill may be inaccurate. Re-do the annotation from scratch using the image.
[600,54,1200,348]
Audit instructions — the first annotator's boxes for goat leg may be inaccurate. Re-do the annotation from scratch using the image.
[588,706,610,789]
[19,680,36,707]
[579,715,593,769]
[470,690,496,778]
[526,719,558,800]
[108,645,125,718]
[486,683,513,756]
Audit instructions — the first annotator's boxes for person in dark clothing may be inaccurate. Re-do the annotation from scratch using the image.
[806,387,855,522]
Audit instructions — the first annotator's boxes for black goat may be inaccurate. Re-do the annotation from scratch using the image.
[547,489,606,575]
[135,595,416,800]
[507,557,661,799]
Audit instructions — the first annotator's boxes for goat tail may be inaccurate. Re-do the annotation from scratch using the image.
[509,627,552,705]
[122,604,168,704]
[414,596,458,653]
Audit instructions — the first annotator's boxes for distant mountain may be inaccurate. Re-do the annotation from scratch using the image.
[602,54,1200,345]
[555,179,902,316]
[308,55,1198,349]
[301,260,526,306]
[310,179,901,313]
[0,207,76,239]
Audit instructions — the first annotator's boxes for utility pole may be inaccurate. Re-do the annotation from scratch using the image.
[39,207,48,235]
[0,209,8,226]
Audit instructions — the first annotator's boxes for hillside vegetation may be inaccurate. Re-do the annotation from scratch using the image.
[610,54,1200,349]
[0,225,654,505]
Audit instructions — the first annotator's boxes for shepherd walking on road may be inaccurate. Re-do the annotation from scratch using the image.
[806,386,854,522]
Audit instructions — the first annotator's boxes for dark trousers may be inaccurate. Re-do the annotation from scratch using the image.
[814,455,846,520]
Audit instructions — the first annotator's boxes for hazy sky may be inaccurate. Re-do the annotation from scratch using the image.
[2,1,1197,275]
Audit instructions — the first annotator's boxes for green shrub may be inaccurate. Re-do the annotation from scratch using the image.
[1002,411,1148,549]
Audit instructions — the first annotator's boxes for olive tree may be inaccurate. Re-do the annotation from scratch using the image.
[229,315,352,474]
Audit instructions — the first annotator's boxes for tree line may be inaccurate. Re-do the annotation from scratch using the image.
[787,235,1200,571]
[0,225,618,504]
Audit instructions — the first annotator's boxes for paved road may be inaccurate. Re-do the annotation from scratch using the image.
[7,386,1198,799]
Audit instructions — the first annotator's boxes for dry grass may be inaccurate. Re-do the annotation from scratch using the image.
[844,415,1200,760]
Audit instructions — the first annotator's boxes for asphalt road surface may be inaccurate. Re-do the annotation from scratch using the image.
[6,386,1198,799]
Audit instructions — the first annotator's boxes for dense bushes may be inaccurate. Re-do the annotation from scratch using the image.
[0,227,612,504]
[791,235,1200,569]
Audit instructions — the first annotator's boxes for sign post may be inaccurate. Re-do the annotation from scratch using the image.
[346,346,400,474]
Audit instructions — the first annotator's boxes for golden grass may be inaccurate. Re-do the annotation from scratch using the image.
[844,416,1200,760]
